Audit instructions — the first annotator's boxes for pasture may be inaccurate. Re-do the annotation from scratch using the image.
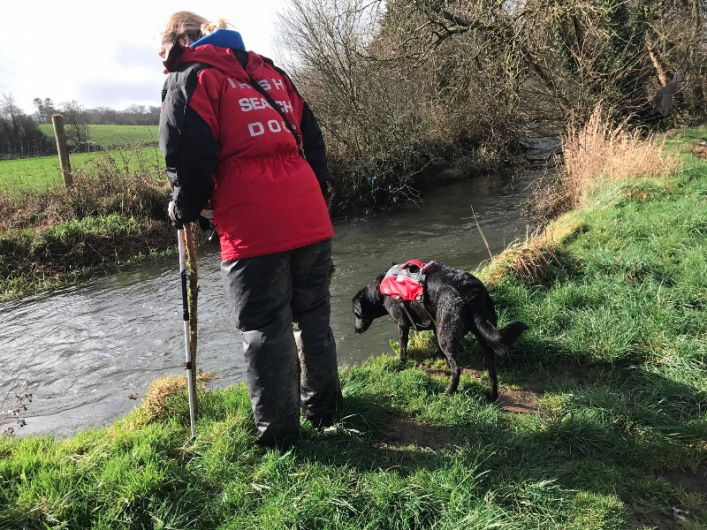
[0,146,163,193]
[37,124,159,147]
[2,124,163,193]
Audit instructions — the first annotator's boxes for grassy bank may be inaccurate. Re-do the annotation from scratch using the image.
[0,149,175,301]
[0,214,174,300]
[1,128,704,528]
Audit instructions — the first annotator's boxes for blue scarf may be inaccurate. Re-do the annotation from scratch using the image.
[191,29,245,51]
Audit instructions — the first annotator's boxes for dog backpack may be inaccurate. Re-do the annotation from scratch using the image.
[380,259,436,302]
[380,259,437,330]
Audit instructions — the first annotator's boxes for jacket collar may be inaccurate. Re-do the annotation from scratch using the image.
[163,43,265,79]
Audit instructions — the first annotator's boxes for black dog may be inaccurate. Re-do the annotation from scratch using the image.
[352,262,527,400]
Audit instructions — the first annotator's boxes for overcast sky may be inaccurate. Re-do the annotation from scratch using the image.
[1,0,288,114]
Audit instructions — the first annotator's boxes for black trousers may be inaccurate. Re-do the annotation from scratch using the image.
[222,238,341,446]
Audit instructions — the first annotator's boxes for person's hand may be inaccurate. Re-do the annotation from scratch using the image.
[167,200,183,228]
[197,214,212,231]
[197,207,213,231]
[321,181,334,208]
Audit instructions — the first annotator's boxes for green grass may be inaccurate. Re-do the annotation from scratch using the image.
[1,125,161,192]
[0,147,162,192]
[0,128,705,529]
[0,213,174,301]
[38,124,159,147]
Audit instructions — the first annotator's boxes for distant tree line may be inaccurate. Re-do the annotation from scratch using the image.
[1,94,49,159]
[0,95,160,159]
[32,98,160,126]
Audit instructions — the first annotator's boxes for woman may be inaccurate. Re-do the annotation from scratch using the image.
[158,11,340,447]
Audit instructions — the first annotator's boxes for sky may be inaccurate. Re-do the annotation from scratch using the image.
[1,0,288,114]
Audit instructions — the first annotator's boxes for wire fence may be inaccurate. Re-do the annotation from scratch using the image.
[0,140,159,160]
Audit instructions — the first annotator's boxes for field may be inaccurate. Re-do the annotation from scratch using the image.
[37,123,159,147]
[0,146,163,193]
[0,128,704,529]
[2,124,162,193]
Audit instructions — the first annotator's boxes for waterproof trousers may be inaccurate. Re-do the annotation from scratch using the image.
[221,238,341,447]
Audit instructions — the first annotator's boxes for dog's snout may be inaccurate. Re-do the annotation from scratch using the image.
[354,317,371,334]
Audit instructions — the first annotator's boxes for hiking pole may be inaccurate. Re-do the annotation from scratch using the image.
[177,223,198,439]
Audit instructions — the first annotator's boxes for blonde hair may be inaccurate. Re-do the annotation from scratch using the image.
[162,11,229,42]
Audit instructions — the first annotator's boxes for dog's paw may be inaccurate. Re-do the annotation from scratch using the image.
[486,390,499,403]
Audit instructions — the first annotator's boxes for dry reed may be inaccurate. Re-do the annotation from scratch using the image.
[526,106,682,226]
[480,217,585,287]
[561,107,681,205]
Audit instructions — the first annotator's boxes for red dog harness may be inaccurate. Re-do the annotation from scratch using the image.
[380,259,434,301]
[380,260,437,329]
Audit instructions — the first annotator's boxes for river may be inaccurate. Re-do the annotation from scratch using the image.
[0,171,534,437]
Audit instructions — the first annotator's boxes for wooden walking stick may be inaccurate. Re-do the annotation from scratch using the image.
[177,223,199,439]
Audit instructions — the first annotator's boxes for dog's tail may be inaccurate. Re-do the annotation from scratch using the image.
[473,319,528,356]
[499,321,528,346]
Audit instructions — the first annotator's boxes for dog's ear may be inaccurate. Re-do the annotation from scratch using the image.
[352,286,367,304]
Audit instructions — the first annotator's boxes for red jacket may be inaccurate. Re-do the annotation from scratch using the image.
[159,44,334,261]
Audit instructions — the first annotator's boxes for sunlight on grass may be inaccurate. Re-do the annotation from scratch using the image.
[0,127,704,529]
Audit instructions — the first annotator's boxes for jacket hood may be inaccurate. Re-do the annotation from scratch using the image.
[163,43,265,79]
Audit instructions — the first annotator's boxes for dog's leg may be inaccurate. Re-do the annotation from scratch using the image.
[398,325,410,363]
[432,329,445,359]
[437,337,461,395]
[443,353,461,395]
[471,318,506,402]
[484,347,499,402]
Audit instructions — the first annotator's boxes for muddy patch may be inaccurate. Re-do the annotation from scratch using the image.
[496,387,543,414]
[662,464,707,496]
[375,414,454,450]
[418,365,544,414]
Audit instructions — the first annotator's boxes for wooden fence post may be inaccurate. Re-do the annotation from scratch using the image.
[51,114,73,188]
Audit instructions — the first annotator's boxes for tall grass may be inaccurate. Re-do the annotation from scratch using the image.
[527,107,683,225]
[562,108,681,200]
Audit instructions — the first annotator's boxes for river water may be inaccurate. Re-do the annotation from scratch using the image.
[0,172,534,437]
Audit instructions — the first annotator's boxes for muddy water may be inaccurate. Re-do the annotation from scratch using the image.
[0,171,534,437]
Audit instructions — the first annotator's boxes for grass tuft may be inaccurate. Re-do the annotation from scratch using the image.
[480,216,586,287]
[140,373,216,422]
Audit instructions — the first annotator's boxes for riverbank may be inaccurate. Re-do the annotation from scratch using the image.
[0,145,525,302]
[1,127,704,528]
[0,148,175,302]
[0,173,533,439]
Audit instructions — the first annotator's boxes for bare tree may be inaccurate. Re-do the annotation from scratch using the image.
[61,100,91,147]
[275,0,706,209]
[32,97,56,123]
